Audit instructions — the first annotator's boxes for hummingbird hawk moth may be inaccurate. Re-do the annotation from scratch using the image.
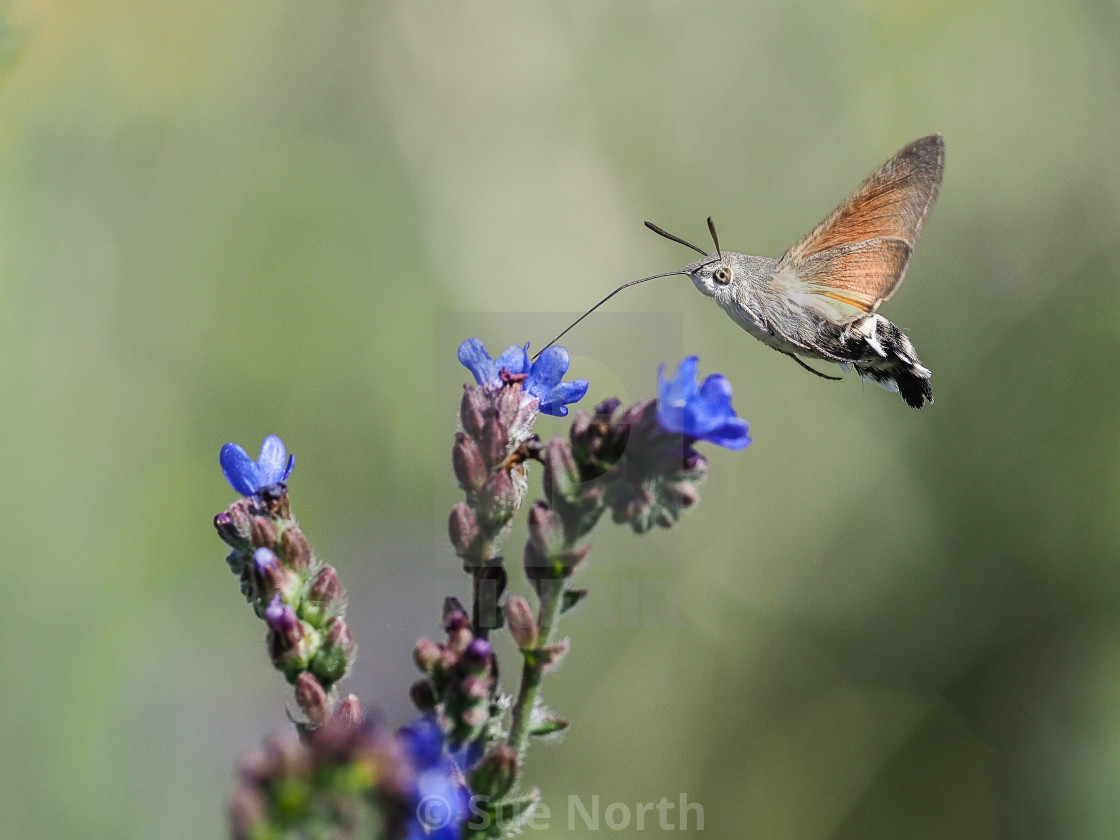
[539,134,944,409]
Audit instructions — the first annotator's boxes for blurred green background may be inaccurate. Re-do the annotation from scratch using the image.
[1,2,1119,838]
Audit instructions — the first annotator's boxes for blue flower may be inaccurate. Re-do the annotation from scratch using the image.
[220,434,295,496]
[397,716,471,840]
[527,346,590,417]
[656,357,751,450]
[457,338,588,417]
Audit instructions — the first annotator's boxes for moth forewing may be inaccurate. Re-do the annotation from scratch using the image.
[792,236,914,314]
[776,134,945,308]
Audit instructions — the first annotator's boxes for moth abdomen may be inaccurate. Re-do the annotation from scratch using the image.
[842,314,933,409]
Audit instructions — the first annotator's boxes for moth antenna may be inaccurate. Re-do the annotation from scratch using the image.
[644,221,708,257]
[706,217,722,261]
[533,271,688,360]
[783,352,843,381]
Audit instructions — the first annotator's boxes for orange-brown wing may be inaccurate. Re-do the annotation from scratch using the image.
[775,134,944,312]
[790,238,912,311]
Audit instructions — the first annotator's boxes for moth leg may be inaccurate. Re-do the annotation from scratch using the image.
[783,352,843,382]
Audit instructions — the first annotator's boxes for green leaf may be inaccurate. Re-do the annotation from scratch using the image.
[528,714,569,737]
[464,790,541,839]
[561,589,587,613]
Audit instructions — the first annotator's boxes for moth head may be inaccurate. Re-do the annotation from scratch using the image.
[687,256,731,297]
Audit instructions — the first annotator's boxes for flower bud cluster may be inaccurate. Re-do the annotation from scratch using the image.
[230,701,469,840]
[544,398,711,536]
[449,378,543,630]
[215,482,355,723]
[411,598,499,749]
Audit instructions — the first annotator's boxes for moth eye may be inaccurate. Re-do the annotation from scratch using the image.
[713,266,732,285]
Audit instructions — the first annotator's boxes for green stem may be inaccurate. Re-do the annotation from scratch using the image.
[507,577,564,757]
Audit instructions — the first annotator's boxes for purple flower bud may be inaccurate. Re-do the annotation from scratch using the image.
[460,701,490,731]
[413,638,443,675]
[249,516,277,550]
[523,540,549,581]
[294,672,330,728]
[443,609,473,656]
[504,596,538,650]
[215,499,254,548]
[460,675,492,704]
[333,694,364,727]
[264,595,303,647]
[448,503,481,557]
[452,432,488,493]
[496,381,538,443]
[461,637,493,671]
[594,397,623,417]
[544,438,581,500]
[527,501,563,554]
[618,398,655,429]
[307,567,343,618]
[663,481,700,509]
[460,386,488,440]
[477,469,518,529]
[254,546,279,573]
[312,619,355,685]
[280,527,312,571]
[569,410,591,439]
[478,409,511,469]
[323,617,355,654]
[443,596,470,623]
[253,547,301,604]
[682,449,710,478]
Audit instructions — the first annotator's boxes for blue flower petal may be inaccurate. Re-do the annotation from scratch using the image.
[529,346,570,387]
[670,356,700,399]
[656,358,750,450]
[537,378,590,417]
[256,435,294,485]
[399,715,447,768]
[704,416,752,450]
[220,442,260,497]
[220,435,295,496]
[698,374,734,413]
[494,343,530,378]
[457,338,497,385]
